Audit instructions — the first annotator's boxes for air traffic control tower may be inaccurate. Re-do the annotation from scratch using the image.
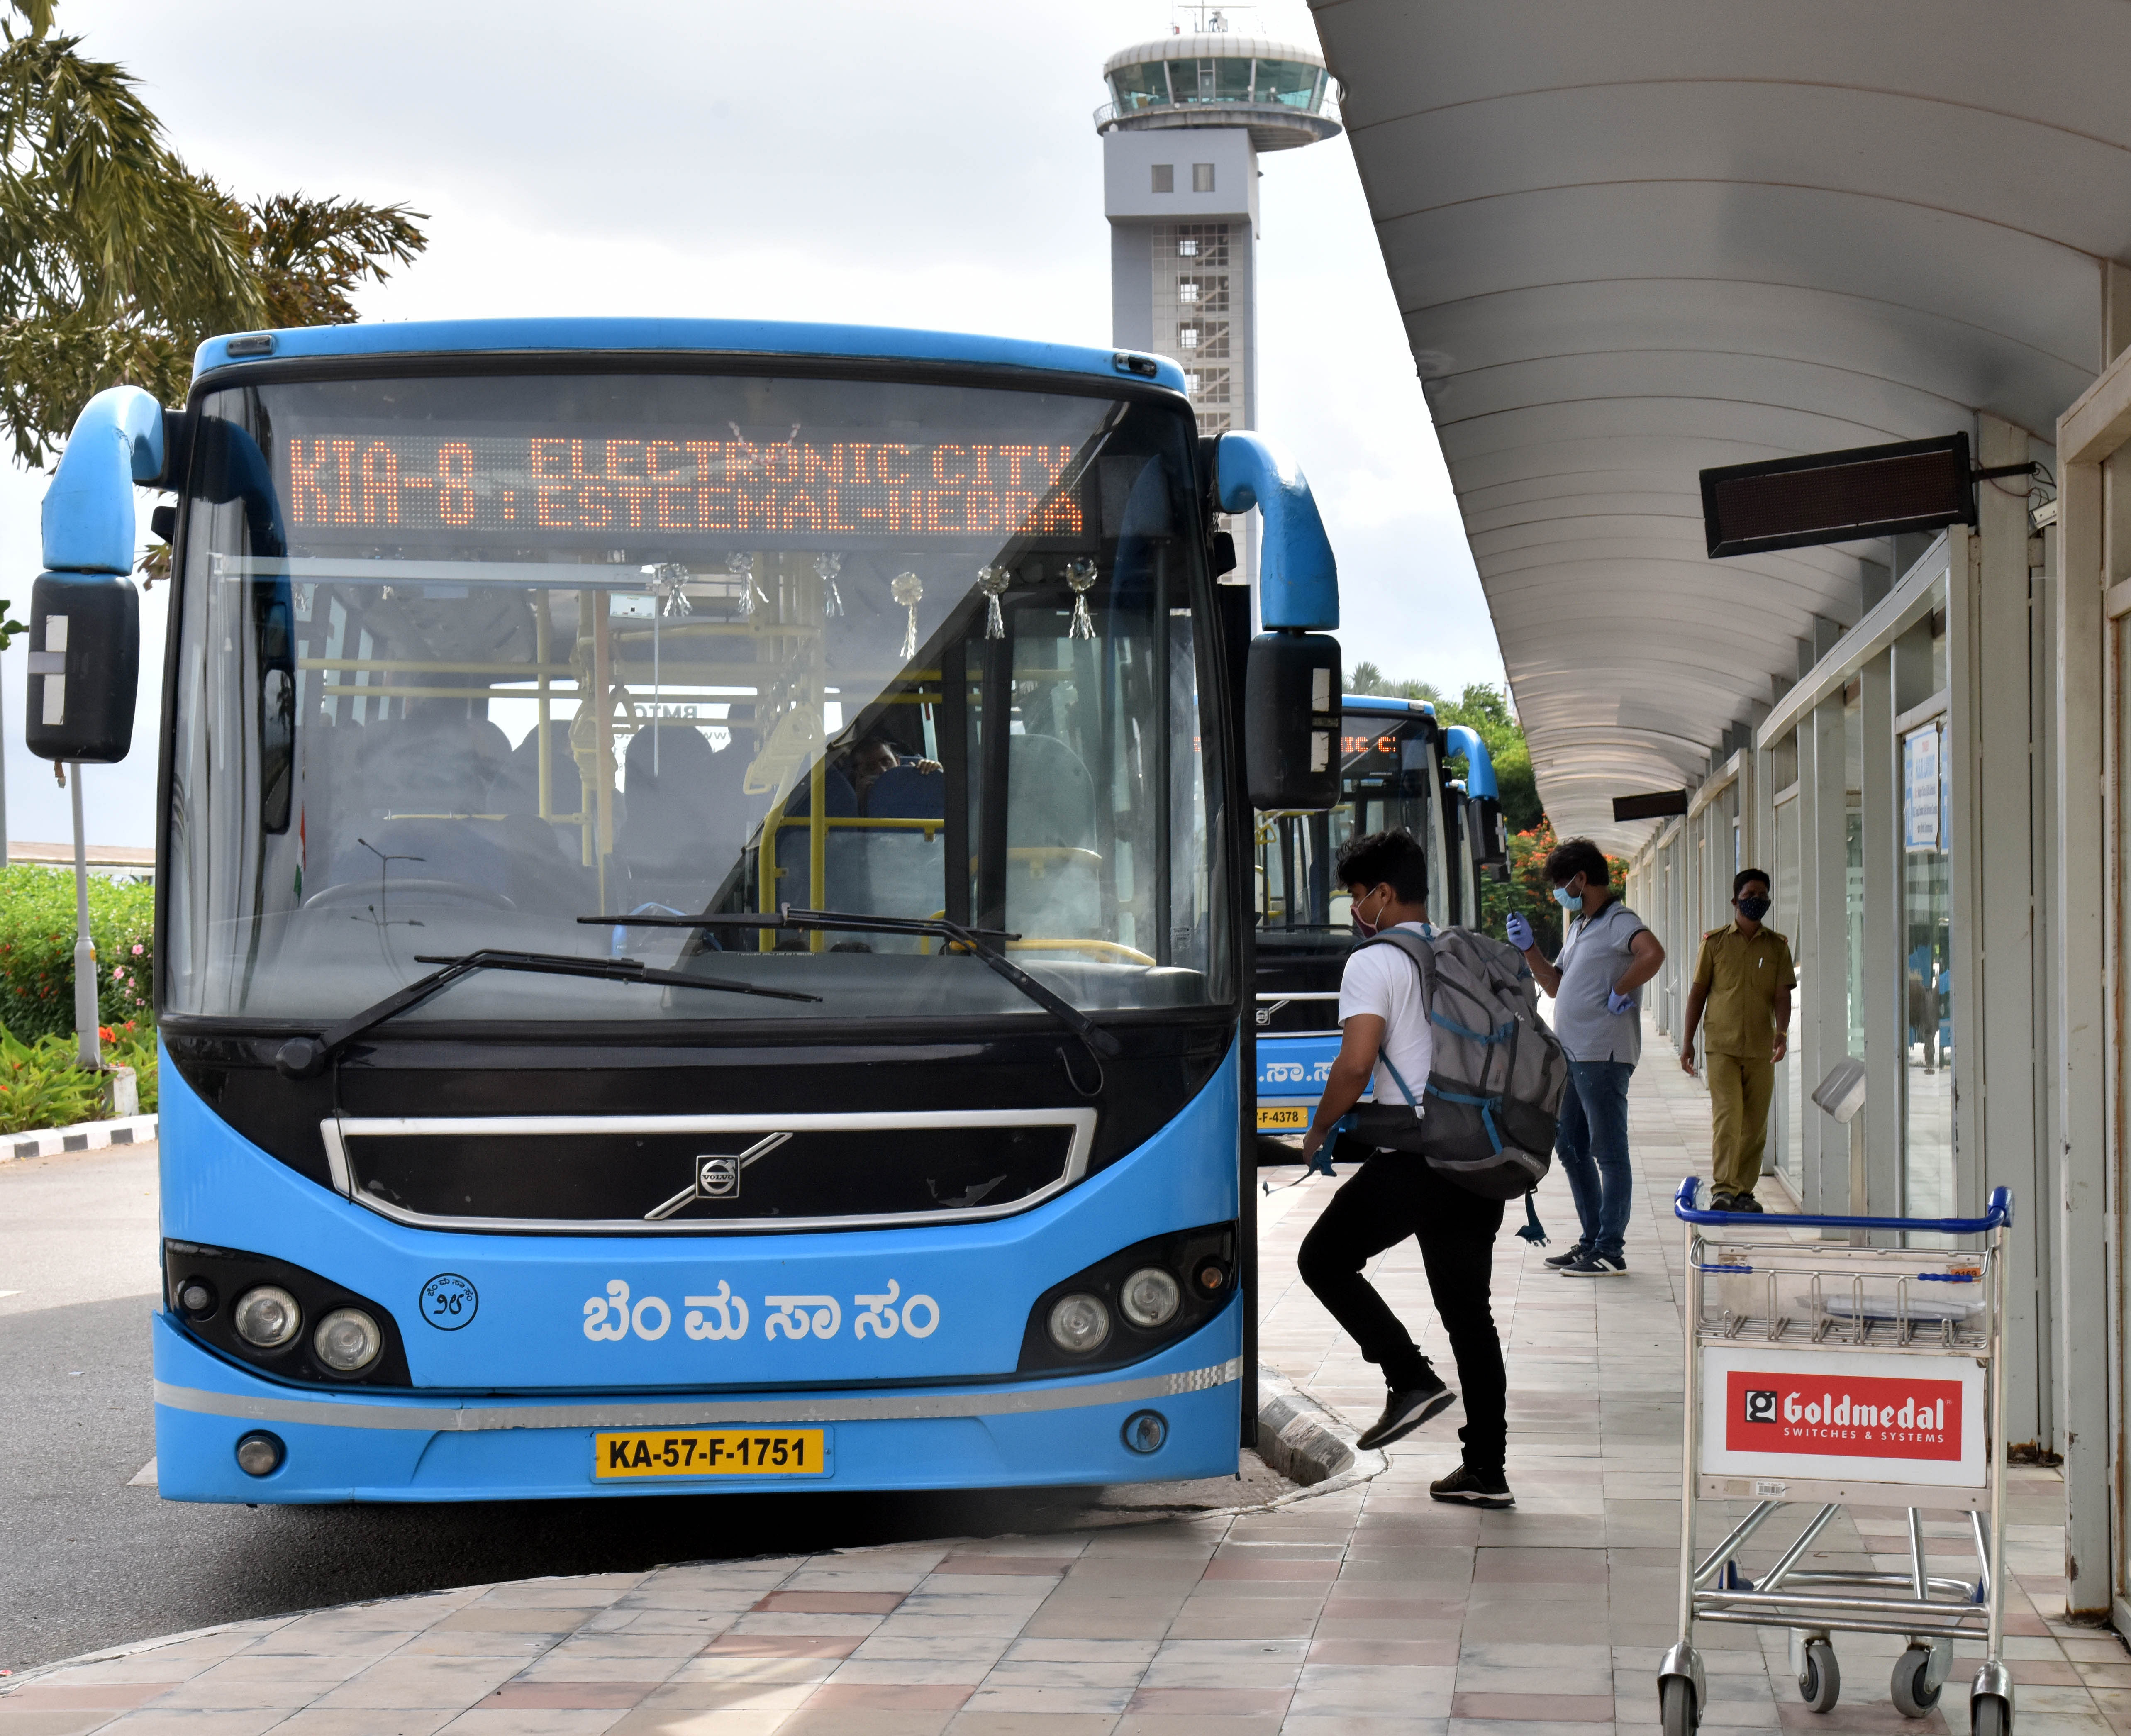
[1095,18,1340,443]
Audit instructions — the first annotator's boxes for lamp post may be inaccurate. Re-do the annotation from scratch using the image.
[69,761,98,1070]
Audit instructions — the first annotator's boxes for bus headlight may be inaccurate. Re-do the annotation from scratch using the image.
[165,1241,411,1387]
[313,1307,384,1373]
[1047,1292,1111,1354]
[1119,1267,1181,1329]
[232,1285,302,1348]
[1018,1222,1237,1375]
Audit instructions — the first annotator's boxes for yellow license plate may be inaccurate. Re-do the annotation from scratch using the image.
[1258,1105,1310,1130]
[594,1429,827,1480]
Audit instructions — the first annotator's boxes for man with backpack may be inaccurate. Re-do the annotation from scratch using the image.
[1297,829,1563,1509]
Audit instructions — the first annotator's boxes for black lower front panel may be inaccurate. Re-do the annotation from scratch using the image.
[344,1119,1081,1228]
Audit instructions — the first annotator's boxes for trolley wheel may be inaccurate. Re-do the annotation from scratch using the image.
[1889,1646,1942,1718]
[1970,1693,2011,1736]
[1797,1638,1840,1713]
[1660,1674,1698,1736]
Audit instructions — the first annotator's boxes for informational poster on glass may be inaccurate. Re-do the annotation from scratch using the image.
[1902,723,1942,852]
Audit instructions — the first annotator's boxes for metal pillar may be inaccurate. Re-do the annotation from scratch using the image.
[68,763,99,1071]
[1806,695,1849,1215]
[1860,651,1902,1224]
[2052,444,2109,1620]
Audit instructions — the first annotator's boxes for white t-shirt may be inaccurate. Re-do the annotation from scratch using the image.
[1336,922,1435,1112]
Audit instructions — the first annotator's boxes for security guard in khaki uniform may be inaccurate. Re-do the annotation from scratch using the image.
[1679,868,1795,1210]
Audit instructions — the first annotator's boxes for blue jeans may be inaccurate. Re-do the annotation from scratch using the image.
[1557,1060,1634,1259]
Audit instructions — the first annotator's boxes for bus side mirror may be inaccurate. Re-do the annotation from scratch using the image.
[27,386,164,763]
[1245,632,1340,809]
[1475,795,1506,866]
[25,572,140,763]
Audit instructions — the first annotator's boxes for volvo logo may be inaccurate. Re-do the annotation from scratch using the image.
[644,1133,792,1220]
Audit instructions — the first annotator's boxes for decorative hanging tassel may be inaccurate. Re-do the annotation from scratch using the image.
[892,571,924,660]
[976,565,1011,640]
[1064,557,1099,641]
[728,552,766,619]
[644,562,691,617]
[814,553,844,619]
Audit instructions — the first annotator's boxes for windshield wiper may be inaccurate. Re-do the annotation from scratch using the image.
[578,907,1123,1059]
[274,947,820,1078]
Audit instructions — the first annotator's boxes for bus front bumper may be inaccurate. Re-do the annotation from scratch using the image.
[151,1304,1245,1503]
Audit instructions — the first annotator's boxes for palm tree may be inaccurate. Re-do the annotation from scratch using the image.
[0,0,426,466]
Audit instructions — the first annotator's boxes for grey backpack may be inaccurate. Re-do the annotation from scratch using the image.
[1348,926,1568,1201]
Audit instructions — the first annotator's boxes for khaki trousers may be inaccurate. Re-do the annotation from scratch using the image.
[1707,1050,1775,1197]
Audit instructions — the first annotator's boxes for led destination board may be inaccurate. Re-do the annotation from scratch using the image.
[278,430,1090,546]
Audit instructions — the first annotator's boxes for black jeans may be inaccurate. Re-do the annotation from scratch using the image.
[1297,1153,1507,1475]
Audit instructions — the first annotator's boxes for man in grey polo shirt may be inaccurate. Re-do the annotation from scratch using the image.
[1505,836,1665,1276]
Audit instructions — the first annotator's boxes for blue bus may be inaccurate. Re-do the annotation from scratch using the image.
[1253,695,1503,1141]
[26,319,1345,1501]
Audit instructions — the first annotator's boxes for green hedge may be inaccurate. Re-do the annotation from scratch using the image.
[0,865,154,1041]
[0,1024,157,1131]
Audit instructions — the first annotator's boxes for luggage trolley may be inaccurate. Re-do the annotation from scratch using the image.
[1656,1182,2016,1736]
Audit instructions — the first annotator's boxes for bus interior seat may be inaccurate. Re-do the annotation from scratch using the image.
[861,762,948,932]
[497,718,591,871]
[350,714,493,822]
[867,763,946,819]
[1006,734,1095,848]
[775,765,866,917]
[780,768,859,817]
[1005,733,1100,936]
[613,724,741,911]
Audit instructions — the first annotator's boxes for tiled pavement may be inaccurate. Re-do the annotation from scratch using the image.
[4,1065,2122,1735]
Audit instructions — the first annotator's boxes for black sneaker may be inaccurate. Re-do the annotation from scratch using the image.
[1732,1193,1765,1213]
[1560,1251,1629,1277]
[1430,1464,1514,1508]
[1542,1241,1589,1269]
[1709,1190,1740,1211]
[1355,1374,1455,1451]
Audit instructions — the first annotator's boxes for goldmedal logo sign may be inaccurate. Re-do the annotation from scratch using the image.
[1725,1369,1960,1463]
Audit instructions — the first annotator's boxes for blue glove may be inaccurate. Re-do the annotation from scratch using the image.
[1607,989,1636,1015]
[1505,913,1533,951]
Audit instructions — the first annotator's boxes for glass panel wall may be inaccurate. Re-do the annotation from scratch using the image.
[1774,785,1802,1184]
[1844,678,1866,1059]
[1108,62,1171,111]
[1254,60,1324,108]
[1900,714,1953,1214]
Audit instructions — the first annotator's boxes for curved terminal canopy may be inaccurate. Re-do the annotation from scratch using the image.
[1317,2,2131,849]
[1098,33,1340,151]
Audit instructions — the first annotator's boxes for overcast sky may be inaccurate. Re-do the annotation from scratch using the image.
[0,0,1501,848]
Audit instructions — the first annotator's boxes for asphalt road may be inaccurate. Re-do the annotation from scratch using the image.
[0,1144,1283,1673]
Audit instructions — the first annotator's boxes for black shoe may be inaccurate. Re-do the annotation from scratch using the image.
[1560,1251,1629,1277]
[1732,1192,1765,1213]
[1709,1190,1740,1212]
[1430,1464,1514,1508]
[1355,1375,1455,1450]
[1542,1241,1588,1269]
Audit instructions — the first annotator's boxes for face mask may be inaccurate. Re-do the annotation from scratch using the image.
[1352,888,1387,937]
[1736,895,1771,922]
[1552,883,1581,910]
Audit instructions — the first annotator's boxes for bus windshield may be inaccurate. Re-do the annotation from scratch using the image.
[165,368,1227,1027]
[1256,709,1438,933]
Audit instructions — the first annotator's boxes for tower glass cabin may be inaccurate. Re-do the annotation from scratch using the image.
[1096,30,1339,447]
